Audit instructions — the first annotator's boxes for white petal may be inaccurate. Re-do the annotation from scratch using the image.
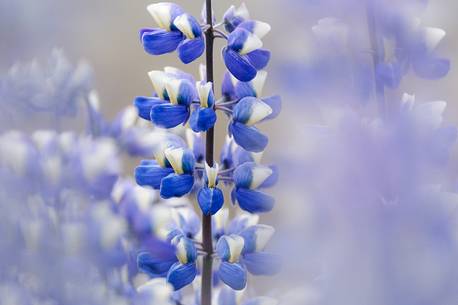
[205,162,219,188]
[120,106,138,131]
[197,81,213,108]
[199,64,207,82]
[250,165,273,189]
[423,27,446,52]
[164,147,184,174]
[414,101,447,129]
[236,3,250,19]
[147,3,173,30]
[214,208,229,232]
[251,71,268,97]
[225,235,245,263]
[173,14,195,39]
[255,225,275,251]
[148,70,169,100]
[172,236,189,264]
[251,151,264,164]
[253,21,271,39]
[246,100,272,126]
[240,31,263,55]
[165,79,181,105]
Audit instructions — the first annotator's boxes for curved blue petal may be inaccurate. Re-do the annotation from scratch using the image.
[235,81,257,99]
[197,187,224,216]
[167,262,197,290]
[235,188,274,213]
[135,161,174,189]
[227,28,250,53]
[233,162,254,189]
[217,262,247,291]
[376,62,402,89]
[222,72,236,100]
[229,122,268,153]
[261,95,282,121]
[190,107,217,132]
[223,48,257,82]
[151,104,189,129]
[160,173,194,199]
[134,96,165,120]
[242,252,281,276]
[142,29,184,55]
[246,49,271,70]
[413,56,450,80]
[137,248,176,277]
[177,36,205,64]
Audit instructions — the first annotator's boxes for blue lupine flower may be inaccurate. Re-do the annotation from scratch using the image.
[136,142,195,199]
[186,129,205,163]
[223,25,271,82]
[232,162,277,213]
[216,224,279,290]
[229,97,274,152]
[223,3,250,33]
[216,235,247,290]
[198,163,224,216]
[148,69,196,129]
[141,3,204,64]
[224,71,282,119]
[190,81,217,132]
[138,234,198,290]
[378,23,450,87]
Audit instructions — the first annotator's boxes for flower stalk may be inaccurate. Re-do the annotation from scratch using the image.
[202,0,215,304]
[366,0,386,117]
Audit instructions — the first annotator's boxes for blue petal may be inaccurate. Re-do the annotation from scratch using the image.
[233,162,253,189]
[142,29,184,55]
[134,96,165,120]
[135,161,174,189]
[413,56,450,80]
[190,107,217,132]
[137,252,175,277]
[261,95,282,121]
[223,48,257,82]
[235,188,274,213]
[167,262,197,290]
[160,174,194,199]
[151,104,189,128]
[177,36,205,64]
[376,62,402,89]
[235,81,256,99]
[242,252,281,275]
[217,286,237,305]
[229,122,268,153]
[246,49,271,70]
[222,72,236,100]
[217,262,247,291]
[197,187,224,216]
[227,28,250,53]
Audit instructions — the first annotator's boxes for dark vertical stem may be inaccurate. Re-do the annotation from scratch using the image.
[202,0,214,305]
[366,0,386,117]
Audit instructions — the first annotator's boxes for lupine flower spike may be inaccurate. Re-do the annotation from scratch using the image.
[135,1,280,303]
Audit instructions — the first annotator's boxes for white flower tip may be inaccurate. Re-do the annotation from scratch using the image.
[255,225,275,251]
[88,90,100,111]
[253,21,271,39]
[164,147,184,174]
[205,162,219,188]
[225,235,245,263]
[165,79,181,105]
[173,14,195,39]
[197,81,213,107]
[237,3,250,19]
[148,70,168,99]
[250,165,273,189]
[147,3,173,30]
[424,27,446,52]
[251,71,268,97]
[240,31,263,55]
[246,100,273,126]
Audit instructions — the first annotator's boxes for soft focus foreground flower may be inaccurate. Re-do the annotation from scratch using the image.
[0,49,94,129]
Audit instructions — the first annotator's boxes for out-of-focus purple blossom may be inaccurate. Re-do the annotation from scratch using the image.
[0,49,94,126]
